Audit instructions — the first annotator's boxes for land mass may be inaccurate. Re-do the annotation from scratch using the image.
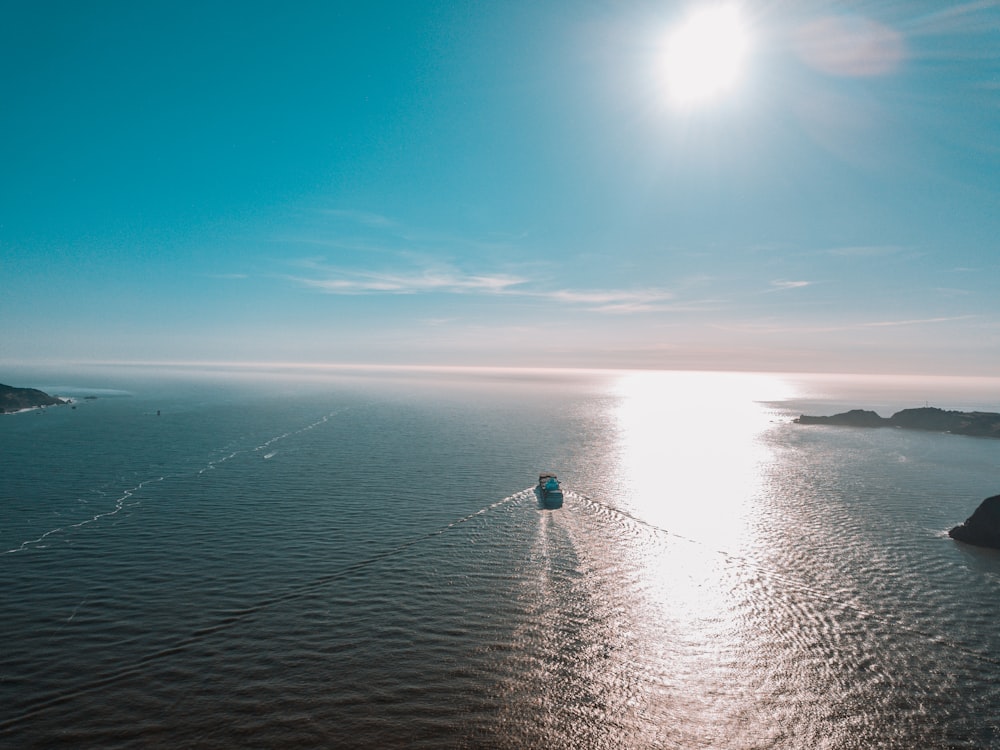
[0,383,67,413]
[950,494,1000,549]
[795,407,1000,439]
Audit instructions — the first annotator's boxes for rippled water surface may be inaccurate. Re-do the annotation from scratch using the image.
[3,367,1000,748]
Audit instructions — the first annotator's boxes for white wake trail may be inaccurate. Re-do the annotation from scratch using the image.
[4,409,345,554]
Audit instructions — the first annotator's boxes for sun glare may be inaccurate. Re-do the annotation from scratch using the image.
[611,371,787,549]
[661,4,751,108]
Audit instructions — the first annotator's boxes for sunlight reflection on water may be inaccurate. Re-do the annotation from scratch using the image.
[599,371,804,743]
[574,370,1000,747]
[611,370,793,549]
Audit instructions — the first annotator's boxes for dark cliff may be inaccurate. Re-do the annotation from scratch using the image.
[0,383,67,413]
[950,495,1000,549]
[795,409,888,428]
[795,407,1000,439]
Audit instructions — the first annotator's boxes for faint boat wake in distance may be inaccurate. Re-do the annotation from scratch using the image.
[5,410,345,555]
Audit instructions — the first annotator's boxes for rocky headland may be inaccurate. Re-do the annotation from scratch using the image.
[0,383,67,413]
[795,407,1000,439]
[949,495,1000,549]
[796,407,1000,548]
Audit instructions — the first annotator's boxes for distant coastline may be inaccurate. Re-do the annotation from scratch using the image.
[0,383,68,414]
[795,407,1000,439]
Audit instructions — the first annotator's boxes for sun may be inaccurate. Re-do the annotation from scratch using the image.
[661,4,751,108]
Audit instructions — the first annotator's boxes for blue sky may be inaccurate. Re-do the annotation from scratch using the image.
[2,1,999,374]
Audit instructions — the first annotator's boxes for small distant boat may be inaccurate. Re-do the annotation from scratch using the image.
[537,472,564,509]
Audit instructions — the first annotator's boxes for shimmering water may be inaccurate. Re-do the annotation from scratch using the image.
[3,366,1000,748]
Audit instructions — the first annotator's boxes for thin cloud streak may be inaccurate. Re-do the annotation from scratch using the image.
[320,209,397,228]
[544,288,672,305]
[860,315,978,328]
[909,1,1000,37]
[288,270,527,295]
[536,288,715,314]
[825,245,905,257]
[286,263,683,314]
[720,315,978,335]
[767,279,813,291]
[309,207,526,256]
[282,213,696,315]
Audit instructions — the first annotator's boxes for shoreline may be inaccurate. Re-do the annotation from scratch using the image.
[1,398,75,416]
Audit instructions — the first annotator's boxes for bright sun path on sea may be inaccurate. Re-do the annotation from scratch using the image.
[661,4,751,108]
[611,371,790,550]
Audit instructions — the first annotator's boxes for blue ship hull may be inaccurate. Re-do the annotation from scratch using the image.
[537,473,564,509]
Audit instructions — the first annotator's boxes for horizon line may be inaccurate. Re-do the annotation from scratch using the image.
[4,358,1000,382]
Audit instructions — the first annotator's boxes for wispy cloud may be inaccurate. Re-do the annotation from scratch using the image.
[288,268,527,295]
[305,207,526,257]
[909,1,1000,37]
[538,288,679,313]
[932,286,973,296]
[320,209,397,228]
[768,279,813,291]
[859,315,977,328]
[421,317,459,326]
[282,212,687,314]
[207,273,249,280]
[719,315,977,335]
[826,245,904,257]
[286,260,684,314]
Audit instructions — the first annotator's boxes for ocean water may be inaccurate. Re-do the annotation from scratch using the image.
[2,366,1000,748]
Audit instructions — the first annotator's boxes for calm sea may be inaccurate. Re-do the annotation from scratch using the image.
[2,365,1000,748]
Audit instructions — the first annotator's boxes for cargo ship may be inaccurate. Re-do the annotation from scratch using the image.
[537,473,564,509]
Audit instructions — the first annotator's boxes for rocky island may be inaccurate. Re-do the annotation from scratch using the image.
[795,407,1000,439]
[1,383,68,413]
[949,495,1000,550]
